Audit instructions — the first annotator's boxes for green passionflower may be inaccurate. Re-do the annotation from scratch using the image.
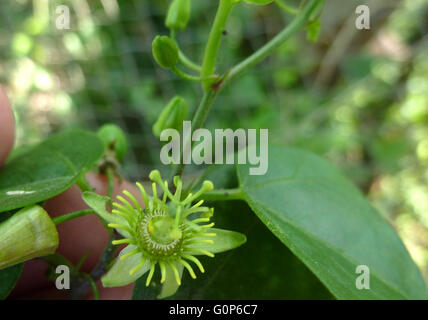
[83,170,246,297]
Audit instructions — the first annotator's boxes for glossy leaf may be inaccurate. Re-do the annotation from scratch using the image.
[237,146,428,299]
[0,263,23,300]
[0,130,105,213]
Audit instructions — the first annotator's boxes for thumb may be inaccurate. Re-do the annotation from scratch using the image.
[0,87,15,167]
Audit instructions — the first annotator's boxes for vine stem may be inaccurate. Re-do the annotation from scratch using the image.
[86,274,100,300]
[179,51,202,72]
[106,167,114,208]
[172,66,219,82]
[200,0,236,91]
[220,0,322,90]
[275,0,299,15]
[170,29,202,72]
[53,209,94,226]
[175,90,217,177]
[201,188,244,201]
[173,0,235,177]
[174,0,322,178]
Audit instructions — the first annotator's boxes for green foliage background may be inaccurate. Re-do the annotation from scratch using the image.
[1,0,428,294]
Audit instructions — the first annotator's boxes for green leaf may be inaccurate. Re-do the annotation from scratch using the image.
[237,146,428,299]
[0,130,105,213]
[0,263,23,299]
[164,200,333,299]
[102,245,149,287]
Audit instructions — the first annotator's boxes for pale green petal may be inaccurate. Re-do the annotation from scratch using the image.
[187,228,246,254]
[102,245,150,287]
[82,191,131,238]
[158,263,184,299]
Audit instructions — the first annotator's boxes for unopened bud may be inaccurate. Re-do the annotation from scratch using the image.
[153,96,186,137]
[165,0,191,30]
[97,124,128,161]
[0,206,59,270]
[152,35,179,69]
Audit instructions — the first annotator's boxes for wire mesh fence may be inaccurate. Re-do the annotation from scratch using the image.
[0,0,288,180]
[1,0,428,281]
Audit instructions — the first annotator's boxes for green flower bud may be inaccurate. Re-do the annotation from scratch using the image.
[0,206,59,270]
[152,35,179,69]
[165,0,191,30]
[97,124,128,161]
[153,96,186,138]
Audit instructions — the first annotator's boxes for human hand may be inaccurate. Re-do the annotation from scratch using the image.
[0,87,137,300]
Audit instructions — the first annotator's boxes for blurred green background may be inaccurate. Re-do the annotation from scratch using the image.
[1,0,428,286]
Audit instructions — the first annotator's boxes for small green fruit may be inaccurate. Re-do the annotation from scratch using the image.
[165,0,191,30]
[153,96,186,138]
[97,124,128,161]
[0,206,59,270]
[152,35,179,69]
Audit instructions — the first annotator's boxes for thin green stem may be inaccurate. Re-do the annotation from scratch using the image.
[170,29,202,72]
[175,0,322,178]
[275,0,299,15]
[192,90,218,131]
[201,188,244,201]
[200,0,235,91]
[172,66,218,82]
[174,0,235,177]
[53,209,94,226]
[76,174,93,193]
[76,251,91,271]
[86,274,100,300]
[179,51,202,72]
[175,90,218,177]
[106,167,114,209]
[221,0,321,91]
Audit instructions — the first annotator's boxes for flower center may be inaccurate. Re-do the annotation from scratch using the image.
[137,209,183,257]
